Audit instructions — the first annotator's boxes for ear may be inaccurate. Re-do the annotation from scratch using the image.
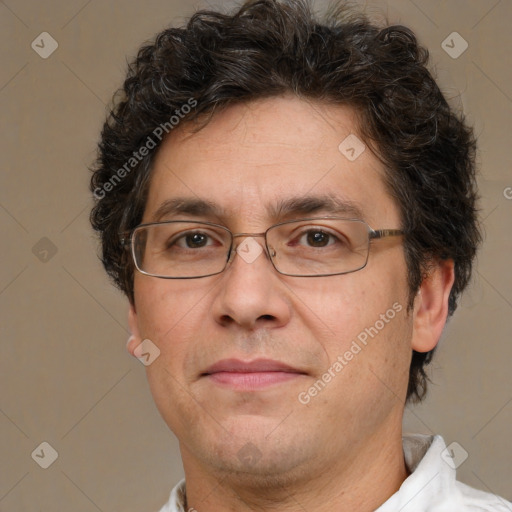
[127,302,142,357]
[411,259,455,353]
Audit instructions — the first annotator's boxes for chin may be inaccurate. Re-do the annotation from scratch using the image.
[193,416,315,479]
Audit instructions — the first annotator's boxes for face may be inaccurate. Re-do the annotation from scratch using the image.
[129,95,417,484]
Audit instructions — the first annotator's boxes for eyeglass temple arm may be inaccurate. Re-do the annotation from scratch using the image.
[370,229,404,239]
[119,233,131,246]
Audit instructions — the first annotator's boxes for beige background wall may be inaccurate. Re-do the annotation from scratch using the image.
[1,0,511,510]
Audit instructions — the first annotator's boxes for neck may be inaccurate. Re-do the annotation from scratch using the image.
[181,423,408,511]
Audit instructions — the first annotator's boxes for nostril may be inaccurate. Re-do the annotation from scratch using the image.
[219,314,235,326]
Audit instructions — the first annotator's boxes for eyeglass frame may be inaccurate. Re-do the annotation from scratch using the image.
[120,217,404,279]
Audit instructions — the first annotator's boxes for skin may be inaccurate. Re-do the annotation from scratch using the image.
[127,95,454,511]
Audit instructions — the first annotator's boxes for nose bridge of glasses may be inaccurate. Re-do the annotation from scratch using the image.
[232,232,266,238]
[228,232,275,263]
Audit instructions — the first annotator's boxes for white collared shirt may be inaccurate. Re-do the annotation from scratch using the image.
[157,434,511,511]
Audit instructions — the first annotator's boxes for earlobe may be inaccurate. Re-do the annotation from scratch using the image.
[127,303,142,356]
[411,259,455,353]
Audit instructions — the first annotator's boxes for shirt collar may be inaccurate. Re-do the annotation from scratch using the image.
[375,434,461,511]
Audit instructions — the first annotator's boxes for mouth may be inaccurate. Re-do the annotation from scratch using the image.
[201,358,307,390]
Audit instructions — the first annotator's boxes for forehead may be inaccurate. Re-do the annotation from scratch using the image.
[144,95,399,228]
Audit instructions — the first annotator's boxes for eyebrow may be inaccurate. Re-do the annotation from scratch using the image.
[154,197,227,222]
[270,195,364,220]
[152,194,365,223]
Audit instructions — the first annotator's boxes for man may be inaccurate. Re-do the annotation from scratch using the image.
[90,1,511,510]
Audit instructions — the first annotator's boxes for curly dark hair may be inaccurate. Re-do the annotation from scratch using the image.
[90,0,480,402]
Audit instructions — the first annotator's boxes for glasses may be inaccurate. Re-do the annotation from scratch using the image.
[120,217,404,279]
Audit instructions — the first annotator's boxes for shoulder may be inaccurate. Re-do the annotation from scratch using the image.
[455,480,512,511]
[377,434,511,512]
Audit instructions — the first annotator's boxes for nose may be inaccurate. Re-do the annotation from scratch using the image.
[210,236,291,331]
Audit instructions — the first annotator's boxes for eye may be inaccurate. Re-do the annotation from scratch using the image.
[169,231,216,249]
[300,230,333,247]
[296,228,342,248]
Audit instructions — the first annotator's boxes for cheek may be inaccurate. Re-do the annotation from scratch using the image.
[289,271,406,343]
[133,278,210,382]
[135,277,205,337]
[313,301,412,421]
[133,280,208,431]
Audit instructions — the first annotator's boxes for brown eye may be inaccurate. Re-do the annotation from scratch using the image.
[167,231,216,250]
[305,230,331,247]
[183,232,209,248]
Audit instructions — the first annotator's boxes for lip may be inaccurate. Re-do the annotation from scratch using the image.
[202,358,306,390]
